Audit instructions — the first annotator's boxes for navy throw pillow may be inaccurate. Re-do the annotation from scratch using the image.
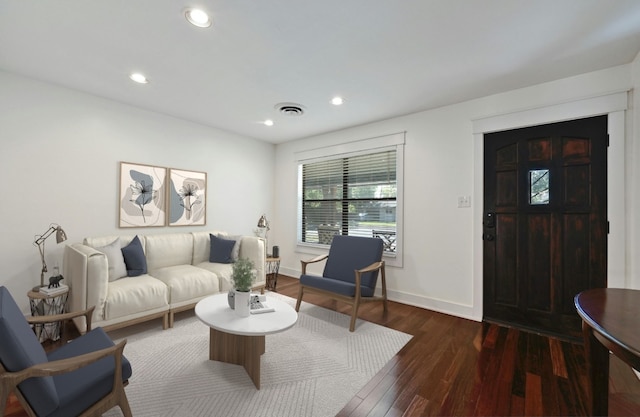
[210,234,236,264]
[121,235,147,276]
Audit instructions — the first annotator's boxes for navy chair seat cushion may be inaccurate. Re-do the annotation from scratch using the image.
[300,274,375,297]
[46,327,132,417]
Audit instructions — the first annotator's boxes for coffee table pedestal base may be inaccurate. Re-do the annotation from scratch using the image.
[209,328,266,389]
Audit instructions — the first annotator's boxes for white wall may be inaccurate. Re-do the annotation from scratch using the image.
[4,59,639,321]
[629,57,640,288]
[273,63,639,321]
[0,70,275,313]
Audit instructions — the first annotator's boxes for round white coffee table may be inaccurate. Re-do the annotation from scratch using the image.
[195,293,297,389]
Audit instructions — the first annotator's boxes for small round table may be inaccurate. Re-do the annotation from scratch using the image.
[27,288,69,342]
[265,256,281,290]
[195,293,297,389]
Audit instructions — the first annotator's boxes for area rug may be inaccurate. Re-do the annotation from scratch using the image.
[104,292,412,417]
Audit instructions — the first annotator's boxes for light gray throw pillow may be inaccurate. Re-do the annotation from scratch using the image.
[96,238,127,281]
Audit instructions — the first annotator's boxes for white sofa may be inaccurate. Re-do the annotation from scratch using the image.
[63,231,265,332]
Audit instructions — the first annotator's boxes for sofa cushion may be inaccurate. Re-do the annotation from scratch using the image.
[84,235,139,249]
[145,233,193,270]
[196,262,234,291]
[47,327,132,417]
[121,236,147,277]
[95,238,127,281]
[0,286,59,417]
[150,265,220,303]
[209,234,235,264]
[104,275,168,320]
[191,231,226,265]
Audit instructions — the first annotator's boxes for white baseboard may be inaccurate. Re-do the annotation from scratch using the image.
[280,267,481,323]
[387,289,480,323]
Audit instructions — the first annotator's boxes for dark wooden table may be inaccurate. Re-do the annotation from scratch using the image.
[575,288,640,416]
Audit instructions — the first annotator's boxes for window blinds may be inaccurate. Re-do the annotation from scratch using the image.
[300,149,397,251]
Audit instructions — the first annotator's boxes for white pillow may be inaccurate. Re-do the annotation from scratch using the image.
[96,238,127,281]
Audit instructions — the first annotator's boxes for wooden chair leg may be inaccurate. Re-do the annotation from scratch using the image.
[0,392,8,417]
[349,302,360,332]
[295,286,304,312]
[119,392,133,417]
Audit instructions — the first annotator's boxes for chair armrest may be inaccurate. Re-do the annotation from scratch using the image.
[354,261,386,298]
[27,306,96,332]
[356,261,384,274]
[0,339,126,388]
[300,254,328,274]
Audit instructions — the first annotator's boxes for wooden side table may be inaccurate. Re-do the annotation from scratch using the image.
[575,288,640,416]
[27,288,69,342]
[265,257,281,291]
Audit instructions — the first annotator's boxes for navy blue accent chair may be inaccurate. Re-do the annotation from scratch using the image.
[0,286,132,417]
[295,235,388,331]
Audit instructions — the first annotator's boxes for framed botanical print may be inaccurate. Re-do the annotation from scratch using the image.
[168,168,207,226]
[119,162,167,227]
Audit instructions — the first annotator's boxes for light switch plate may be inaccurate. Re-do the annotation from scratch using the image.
[457,195,471,208]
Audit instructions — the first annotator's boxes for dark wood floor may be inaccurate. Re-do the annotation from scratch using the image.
[6,275,640,416]
[275,275,640,417]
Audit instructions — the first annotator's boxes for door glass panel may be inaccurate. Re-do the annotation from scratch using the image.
[529,169,549,205]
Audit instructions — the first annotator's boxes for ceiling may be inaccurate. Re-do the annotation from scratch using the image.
[2,1,640,144]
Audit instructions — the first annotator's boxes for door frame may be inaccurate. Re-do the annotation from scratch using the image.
[471,91,628,321]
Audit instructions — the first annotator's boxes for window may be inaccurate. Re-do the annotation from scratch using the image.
[296,133,404,261]
[529,169,550,205]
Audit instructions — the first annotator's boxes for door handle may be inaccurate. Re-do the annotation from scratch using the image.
[483,233,495,241]
[484,212,495,228]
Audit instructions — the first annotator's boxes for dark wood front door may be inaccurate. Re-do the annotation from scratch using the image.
[483,116,608,340]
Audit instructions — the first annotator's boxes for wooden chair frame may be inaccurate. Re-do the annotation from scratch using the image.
[295,254,388,331]
[0,306,132,417]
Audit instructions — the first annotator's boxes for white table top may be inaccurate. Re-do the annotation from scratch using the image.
[195,293,298,336]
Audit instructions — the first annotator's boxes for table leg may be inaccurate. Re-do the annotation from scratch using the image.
[209,328,265,389]
[583,321,610,416]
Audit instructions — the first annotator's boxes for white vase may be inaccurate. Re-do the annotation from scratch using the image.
[234,290,251,317]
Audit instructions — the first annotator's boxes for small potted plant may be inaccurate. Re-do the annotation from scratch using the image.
[230,257,255,317]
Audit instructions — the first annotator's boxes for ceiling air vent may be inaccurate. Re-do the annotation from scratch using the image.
[275,102,305,117]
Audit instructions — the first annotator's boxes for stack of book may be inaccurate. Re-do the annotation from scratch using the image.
[39,283,69,296]
[250,297,275,314]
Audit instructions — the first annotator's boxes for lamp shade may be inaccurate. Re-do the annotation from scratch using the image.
[257,215,268,228]
[55,227,67,244]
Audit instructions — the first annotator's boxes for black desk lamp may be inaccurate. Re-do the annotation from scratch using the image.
[33,224,67,291]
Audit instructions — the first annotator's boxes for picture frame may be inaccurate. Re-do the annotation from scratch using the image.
[119,162,167,227]
[168,168,207,226]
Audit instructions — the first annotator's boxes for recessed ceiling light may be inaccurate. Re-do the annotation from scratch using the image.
[129,73,149,84]
[331,96,344,106]
[264,119,274,126]
[185,8,212,28]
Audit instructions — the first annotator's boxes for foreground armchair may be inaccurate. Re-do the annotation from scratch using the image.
[295,235,388,331]
[0,286,132,417]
